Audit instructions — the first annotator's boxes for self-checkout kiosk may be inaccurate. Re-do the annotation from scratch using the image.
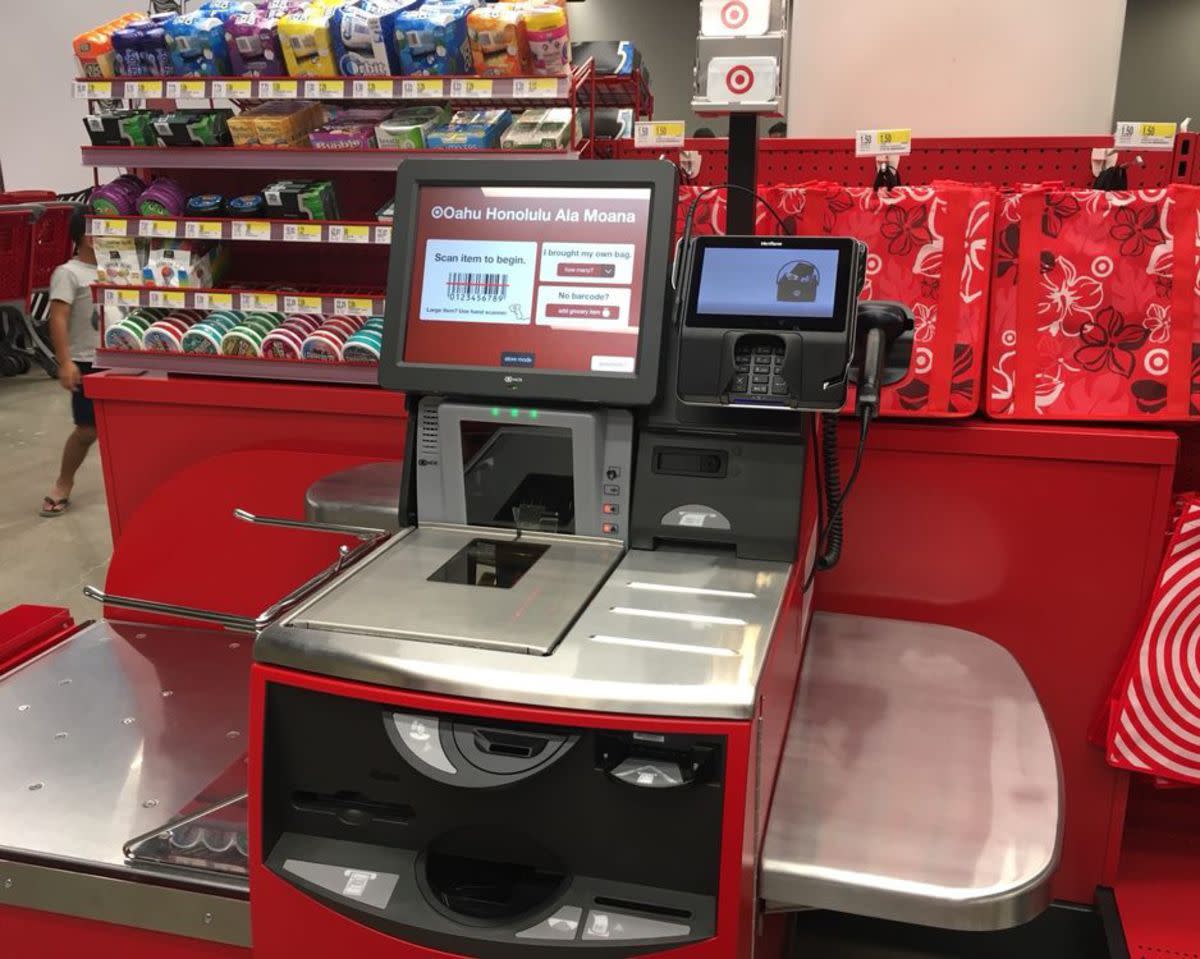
[0,158,1063,959]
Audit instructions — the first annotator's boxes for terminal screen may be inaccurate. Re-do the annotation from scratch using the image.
[693,246,845,329]
[403,185,653,375]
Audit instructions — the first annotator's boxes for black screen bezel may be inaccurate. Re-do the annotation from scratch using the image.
[379,159,677,406]
[684,235,860,333]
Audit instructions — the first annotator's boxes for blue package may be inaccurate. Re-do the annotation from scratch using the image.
[396,1,474,76]
[331,0,417,76]
[196,0,257,20]
[165,12,232,77]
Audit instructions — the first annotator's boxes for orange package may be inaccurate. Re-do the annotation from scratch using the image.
[74,13,141,78]
[467,3,531,77]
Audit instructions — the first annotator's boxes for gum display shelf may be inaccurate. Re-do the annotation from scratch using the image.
[72,64,589,106]
[81,143,590,171]
[87,215,393,246]
[94,284,385,317]
[95,347,379,385]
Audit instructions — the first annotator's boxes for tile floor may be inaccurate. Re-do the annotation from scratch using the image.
[0,370,111,625]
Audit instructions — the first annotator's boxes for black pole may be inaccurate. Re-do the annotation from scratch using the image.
[726,113,759,234]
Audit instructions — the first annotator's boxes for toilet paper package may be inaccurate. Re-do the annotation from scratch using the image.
[165,12,233,77]
[396,1,474,76]
[332,0,416,76]
[467,4,531,77]
[279,3,340,77]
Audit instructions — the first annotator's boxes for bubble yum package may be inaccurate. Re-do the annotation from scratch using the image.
[332,0,418,76]
[396,1,474,76]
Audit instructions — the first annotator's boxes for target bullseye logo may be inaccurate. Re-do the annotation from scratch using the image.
[720,0,749,29]
[725,63,755,96]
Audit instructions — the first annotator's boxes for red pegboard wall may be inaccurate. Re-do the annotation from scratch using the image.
[612,135,1181,190]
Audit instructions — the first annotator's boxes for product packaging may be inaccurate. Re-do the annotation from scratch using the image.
[426,108,513,149]
[375,105,449,148]
[228,100,324,145]
[95,237,147,286]
[154,110,234,147]
[74,13,142,78]
[164,12,233,77]
[467,3,531,77]
[111,17,172,76]
[523,4,570,76]
[262,180,340,219]
[144,239,227,288]
[84,110,160,147]
[331,0,415,76]
[278,3,340,76]
[396,1,473,75]
[500,107,573,149]
[309,120,378,150]
[226,7,289,76]
[570,40,640,75]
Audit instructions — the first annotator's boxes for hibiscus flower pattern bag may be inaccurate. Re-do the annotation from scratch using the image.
[987,185,1200,420]
[674,182,997,417]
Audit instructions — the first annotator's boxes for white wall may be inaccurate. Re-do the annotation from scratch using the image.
[787,0,1128,137]
[0,0,136,193]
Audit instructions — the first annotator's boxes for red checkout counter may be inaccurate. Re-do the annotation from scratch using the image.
[0,158,1118,958]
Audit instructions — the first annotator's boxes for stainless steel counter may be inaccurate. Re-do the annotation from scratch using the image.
[761,613,1062,931]
[258,534,795,720]
[0,620,251,946]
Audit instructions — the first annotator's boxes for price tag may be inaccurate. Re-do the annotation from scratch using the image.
[634,121,686,148]
[283,294,324,313]
[166,79,208,99]
[212,79,252,99]
[513,77,561,99]
[231,220,272,241]
[855,128,912,157]
[282,222,323,243]
[123,80,162,99]
[138,219,177,239]
[451,78,494,98]
[1114,121,1178,151]
[184,220,224,240]
[259,79,298,99]
[352,78,395,99]
[374,225,393,245]
[91,218,128,237]
[148,289,186,308]
[104,288,142,308]
[75,80,113,99]
[194,291,233,311]
[304,79,345,99]
[329,224,370,244]
[334,297,374,316]
[402,78,446,99]
[239,291,279,312]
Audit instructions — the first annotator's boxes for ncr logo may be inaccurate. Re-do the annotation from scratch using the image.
[504,375,524,385]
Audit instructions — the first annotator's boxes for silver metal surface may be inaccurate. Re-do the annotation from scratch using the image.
[761,613,1062,931]
[235,506,389,540]
[305,460,404,532]
[258,545,793,719]
[82,585,259,632]
[287,525,622,656]
[0,858,250,947]
[0,620,251,899]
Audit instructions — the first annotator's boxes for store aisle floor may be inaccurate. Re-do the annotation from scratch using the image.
[0,371,111,625]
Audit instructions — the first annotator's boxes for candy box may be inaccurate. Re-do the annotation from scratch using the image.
[262,180,340,219]
[153,110,233,147]
[309,120,378,150]
[396,1,473,75]
[375,105,449,148]
[84,109,160,147]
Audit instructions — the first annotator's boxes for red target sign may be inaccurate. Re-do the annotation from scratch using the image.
[720,0,749,29]
[725,64,755,96]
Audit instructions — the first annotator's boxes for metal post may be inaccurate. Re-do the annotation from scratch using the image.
[726,114,759,234]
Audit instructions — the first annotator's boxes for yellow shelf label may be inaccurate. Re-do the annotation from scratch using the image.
[231,220,272,241]
[633,120,685,148]
[213,79,252,99]
[92,219,128,237]
[329,224,370,244]
[514,77,560,98]
[856,127,912,156]
[123,80,162,99]
[304,79,345,99]
[283,294,324,313]
[105,288,141,308]
[148,289,187,308]
[260,79,298,99]
[1114,120,1178,151]
[194,291,234,311]
[402,78,446,99]
[353,78,395,99]
[138,219,177,239]
[453,78,494,98]
[334,297,374,316]
[81,81,113,99]
[184,220,224,240]
[283,222,323,243]
[166,80,207,99]
[239,291,280,312]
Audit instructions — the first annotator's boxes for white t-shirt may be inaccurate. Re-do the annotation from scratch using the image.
[48,258,99,363]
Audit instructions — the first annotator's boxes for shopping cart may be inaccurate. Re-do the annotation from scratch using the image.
[0,190,87,379]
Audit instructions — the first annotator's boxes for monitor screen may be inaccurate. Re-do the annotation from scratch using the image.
[403,184,654,376]
[695,246,841,321]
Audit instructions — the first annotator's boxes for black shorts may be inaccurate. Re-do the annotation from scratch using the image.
[71,361,95,427]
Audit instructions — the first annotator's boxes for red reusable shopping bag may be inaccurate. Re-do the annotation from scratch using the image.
[986,185,1200,420]
[1106,494,1200,785]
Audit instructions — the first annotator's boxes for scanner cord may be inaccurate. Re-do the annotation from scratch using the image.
[673,183,791,292]
[803,411,870,593]
[816,412,843,570]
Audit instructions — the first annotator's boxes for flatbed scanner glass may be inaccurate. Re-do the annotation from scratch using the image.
[429,538,549,590]
[463,423,575,533]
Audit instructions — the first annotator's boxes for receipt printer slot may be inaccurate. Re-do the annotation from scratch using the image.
[653,448,728,478]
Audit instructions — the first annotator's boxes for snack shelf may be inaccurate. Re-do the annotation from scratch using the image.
[87,215,393,246]
[95,284,386,317]
[95,348,379,385]
[72,62,591,106]
[82,143,589,171]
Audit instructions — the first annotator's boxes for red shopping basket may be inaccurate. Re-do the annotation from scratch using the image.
[29,204,77,293]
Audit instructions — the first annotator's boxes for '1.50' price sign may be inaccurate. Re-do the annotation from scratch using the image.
[856,128,912,157]
[1114,121,1178,151]
[634,121,686,149]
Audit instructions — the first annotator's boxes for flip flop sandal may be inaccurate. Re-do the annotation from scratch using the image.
[39,497,70,518]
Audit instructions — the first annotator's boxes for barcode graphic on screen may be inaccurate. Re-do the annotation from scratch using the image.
[445,272,510,302]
